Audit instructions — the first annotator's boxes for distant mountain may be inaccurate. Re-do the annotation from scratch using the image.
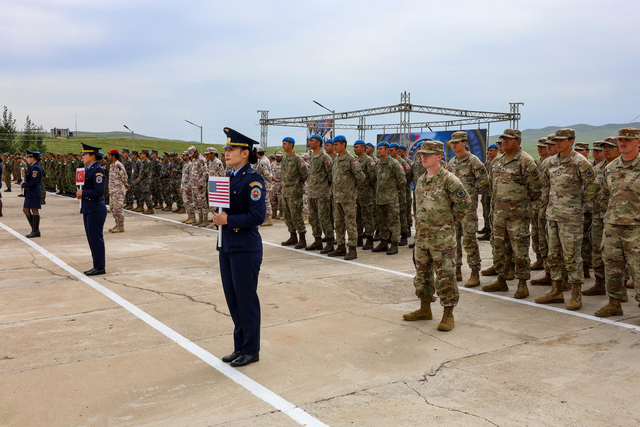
[75,131,198,143]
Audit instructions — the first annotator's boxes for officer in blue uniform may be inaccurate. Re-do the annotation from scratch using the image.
[76,143,108,276]
[213,127,266,367]
[21,150,43,238]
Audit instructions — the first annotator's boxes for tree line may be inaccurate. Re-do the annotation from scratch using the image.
[0,106,48,153]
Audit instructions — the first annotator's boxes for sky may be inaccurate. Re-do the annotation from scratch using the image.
[1,0,638,146]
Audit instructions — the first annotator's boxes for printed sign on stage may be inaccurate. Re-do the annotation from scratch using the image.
[377,129,488,162]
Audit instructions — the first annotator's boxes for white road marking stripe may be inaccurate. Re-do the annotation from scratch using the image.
[0,221,328,427]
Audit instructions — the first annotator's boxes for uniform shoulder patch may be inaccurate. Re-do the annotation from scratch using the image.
[479,167,487,175]
[354,161,359,166]
[531,168,539,177]
[456,188,466,199]
[327,160,333,165]
[250,187,262,201]
[405,165,410,169]
[96,175,103,184]
[96,173,103,177]
[249,181,263,188]
[584,169,594,178]
[370,162,375,166]
[32,171,38,177]
[399,165,403,170]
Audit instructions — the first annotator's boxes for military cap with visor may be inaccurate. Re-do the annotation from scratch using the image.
[449,131,468,143]
[617,127,640,139]
[501,129,522,139]
[552,128,576,140]
[418,141,444,155]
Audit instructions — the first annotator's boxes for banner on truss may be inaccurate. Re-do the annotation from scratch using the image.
[377,129,487,162]
[306,120,334,147]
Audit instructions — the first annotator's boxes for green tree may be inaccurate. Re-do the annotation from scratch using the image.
[0,106,17,153]
[17,115,47,153]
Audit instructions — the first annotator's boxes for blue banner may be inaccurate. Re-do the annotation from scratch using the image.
[377,129,487,162]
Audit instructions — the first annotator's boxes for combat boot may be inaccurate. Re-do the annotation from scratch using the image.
[143,208,154,215]
[305,237,323,251]
[108,222,118,232]
[582,274,606,296]
[386,242,399,255]
[328,244,347,257]
[626,279,634,289]
[123,203,133,210]
[530,270,552,286]
[154,203,161,209]
[567,284,582,310]
[562,281,571,291]
[294,232,306,249]
[362,236,374,251]
[535,280,565,304]
[403,297,433,321]
[409,241,415,249]
[206,222,218,229]
[177,206,186,213]
[344,246,357,260]
[455,266,462,282]
[437,307,455,331]
[320,241,334,254]
[372,239,388,253]
[281,232,298,246]
[530,253,544,270]
[261,215,273,226]
[373,230,381,242]
[198,213,209,227]
[595,297,623,317]
[464,269,480,288]
[481,265,498,276]
[357,235,363,247]
[398,234,408,246]
[303,214,309,225]
[184,214,197,225]
[110,221,125,233]
[514,279,529,299]
[507,262,515,280]
[622,288,629,302]
[583,265,591,279]
[134,205,145,212]
[482,275,509,292]
[162,205,173,211]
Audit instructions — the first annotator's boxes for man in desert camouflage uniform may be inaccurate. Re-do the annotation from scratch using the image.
[107,150,129,233]
[535,129,599,311]
[206,147,226,228]
[305,134,334,252]
[189,146,209,227]
[121,149,133,209]
[354,140,377,251]
[250,147,273,227]
[403,141,471,332]
[181,151,196,224]
[280,137,309,248]
[270,151,283,219]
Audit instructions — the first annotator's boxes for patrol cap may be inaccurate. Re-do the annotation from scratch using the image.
[131,150,139,155]
[617,127,640,139]
[418,141,444,155]
[256,147,265,154]
[376,141,390,148]
[269,154,276,159]
[224,127,259,149]
[163,151,170,157]
[592,141,603,151]
[547,133,556,140]
[122,148,130,153]
[151,150,158,155]
[141,149,149,155]
[545,138,556,146]
[324,139,334,145]
[488,143,498,150]
[450,131,468,143]
[574,142,589,150]
[275,151,283,157]
[353,139,365,146]
[182,150,190,156]
[602,137,618,147]
[170,151,178,156]
[552,128,576,140]
[501,129,521,139]
[25,149,40,159]
[282,137,295,145]
[334,135,347,144]
[309,134,323,143]
[537,138,548,148]
[187,146,196,156]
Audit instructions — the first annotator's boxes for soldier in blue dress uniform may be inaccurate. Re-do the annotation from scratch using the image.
[213,127,266,367]
[76,143,108,276]
[21,150,43,238]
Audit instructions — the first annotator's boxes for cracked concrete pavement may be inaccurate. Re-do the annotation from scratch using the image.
[1,191,640,426]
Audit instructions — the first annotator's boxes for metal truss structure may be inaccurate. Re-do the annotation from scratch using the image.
[257,92,523,148]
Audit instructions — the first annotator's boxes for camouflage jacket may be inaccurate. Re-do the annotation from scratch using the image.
[172,158,184,182]
[375,156,406,205]
[415,166,471,243]
[209,157,226,177]
[281,153,308,198]
[138,159,151,182]
[160,160,172,179]
[307,151,333,199]
[150,158,162,179]
[181,161,191,189]
[411,158,427,187]
[592,160,608,220]
[189,154,208,188]
[356,154,377,203]
[541,150,599,222]
[131,159,141,181]
[108,160,128,192]
[447,153,489,205]
[490,149,541,219]
[601,154,640,225]
[270,160,282,184]
[397,156,413,189]
[331,151,365,203]
[122,157,133,180]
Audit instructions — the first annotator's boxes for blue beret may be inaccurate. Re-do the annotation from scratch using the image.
[377,141,390,148]
[389,142,399,149]
[99,152,105,157]
[334,135,347,143]
[310,134,323,143]
[488,143,498,150]
[282,136,295,145]
[399,144,407,150]
[354,140,365,146]
[325,139,334,145]
[365,142,374,148]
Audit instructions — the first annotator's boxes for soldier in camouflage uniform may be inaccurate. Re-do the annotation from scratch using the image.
[160,152,173,211]
[390,143,411,245]
[171,152,185,213]
[121,149,133,209]
[301,152,310,225]
[535,129,599,310]
[107,150,128,233]
[354,140,377,250]
[530,138,550,270]
[136,150,154,214]
[305,135,333,252]
[595,128,640,317]
[399,144,414,234]
[2,153,11,191]
[574,142,593,279]
[188,146,209,227]
[447,131,490,286]
[409,147,428,248]
[206,147,226,228]
[150,150,163,208]
[403,141,471,332]
[270,152,283,219]
[373,141,406,255]
[129,151,141,210]
[328,135,365,260]
[481,129,541,299]
[181,151,196,224]
[280,137,309,248]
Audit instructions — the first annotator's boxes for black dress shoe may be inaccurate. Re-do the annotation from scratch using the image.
[3,188,10,192]
[221,350,241,363]
[84,268,106,276]
[18,194,24,197]
[230,353,259,367]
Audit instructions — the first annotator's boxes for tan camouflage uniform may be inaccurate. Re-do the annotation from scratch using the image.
[108,159,128,223]
[270,156,283,218]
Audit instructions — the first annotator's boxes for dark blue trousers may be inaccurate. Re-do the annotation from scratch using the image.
[83,211,107,270]
[219,250,262,355]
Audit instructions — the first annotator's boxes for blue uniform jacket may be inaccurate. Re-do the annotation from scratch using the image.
[22,162,43,199]
[217,163,266,253]
[81,162,107,214]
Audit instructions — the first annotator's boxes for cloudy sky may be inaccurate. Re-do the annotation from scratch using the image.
[1,0,638,145]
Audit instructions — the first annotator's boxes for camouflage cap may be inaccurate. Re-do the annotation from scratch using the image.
[163,152,170,157]
[574,142,589,150]
[122,148,130,153]
[602,137,618,147]
[170,151,177,156]
[501,129,522,139]
[187,146,196,156]
[256,147,265,154]
[141,149,149,155]
[418,140,444,155]
[552,128,576,140]
[547,133,556,140]
[545,138,556,146]
[131,150,139,155]
[450,131,467,143]
[182,150,190,156]
[592,141,603,151]
[617,127,640,139]
[537,138,547,147]
[275,151,283,157]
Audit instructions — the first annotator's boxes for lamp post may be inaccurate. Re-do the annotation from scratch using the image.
[123,125,134,151]
[313,100,335,139]
[185,120,203,153]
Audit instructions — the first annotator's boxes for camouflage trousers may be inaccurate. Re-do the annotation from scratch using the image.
[110,190,125,222]
[192,187,208,211]
[183,188,195,214]
[125,183,134,205]
[302,182,308,216]
[356,199,375,238]
[282,195,305,234]
[334,201,357,247]
[271,183,282,216]
[591,218,605,280]
[398,191,409,236]
[162,180,173,208]
[538,210,549,268]
[481,192,492,232]
[603,224,640,302]
[172,179,184,208]
[138,180,152,209]
[377,202,401,243]
[3,173,11,189]
[41,185,46,203]
[405,187,413,229]
[152,180,163,206]
[492,215,531,280]
[531,206,540,256]
[582,212,592,267]
[413,234,459,307]
[455,209,481,269]
[308,197,332,239]
[264,186,272,217]
[547,220,584,284]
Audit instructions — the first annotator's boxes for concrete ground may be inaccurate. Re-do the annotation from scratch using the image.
[1,189,640,427]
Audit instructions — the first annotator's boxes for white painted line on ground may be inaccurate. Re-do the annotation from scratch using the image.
[0,221,328,427]
[49,192,640,332]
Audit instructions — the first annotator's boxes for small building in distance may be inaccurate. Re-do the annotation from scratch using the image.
[51,127,71,138]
